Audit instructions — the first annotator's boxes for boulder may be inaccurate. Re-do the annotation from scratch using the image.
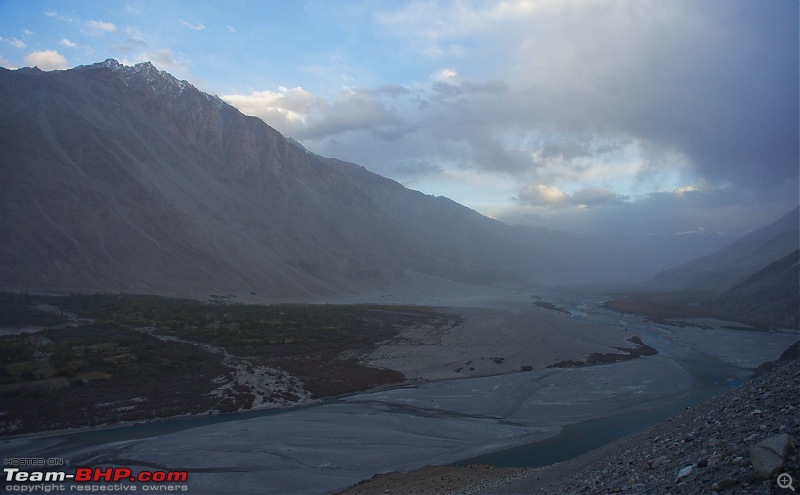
[712,478,738,492]
[749,434,794,479]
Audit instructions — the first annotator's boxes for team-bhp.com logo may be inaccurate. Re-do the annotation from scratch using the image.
[4,465,189,492]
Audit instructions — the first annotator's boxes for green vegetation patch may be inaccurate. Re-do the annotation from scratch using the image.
[0,293,459,435]
[548,336,658,368]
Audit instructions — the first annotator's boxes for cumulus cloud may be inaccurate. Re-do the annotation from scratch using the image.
[223,86,405,140]
[223,87,322,135]
[59,38,77,48]
[518,184,568,206]
[24,50,68,70]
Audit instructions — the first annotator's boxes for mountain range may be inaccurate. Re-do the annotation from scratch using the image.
[0,59,545,298]
[0,60,797,306]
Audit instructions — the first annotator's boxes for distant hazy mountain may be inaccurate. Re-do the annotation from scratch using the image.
[650,207,800,291]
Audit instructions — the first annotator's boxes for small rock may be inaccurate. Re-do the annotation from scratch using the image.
[758,424,769,432]
[749,433,794,479]
[647,456,669,469]
[711,479,738,492]
[750,409,763,416]
[732,456,746,466]
[708,454,724,465]
[676,465,694,481]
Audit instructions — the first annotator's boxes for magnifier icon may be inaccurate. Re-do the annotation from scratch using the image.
[778,473,796,491]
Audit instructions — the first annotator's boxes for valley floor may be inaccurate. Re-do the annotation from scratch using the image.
[0,287,796,494]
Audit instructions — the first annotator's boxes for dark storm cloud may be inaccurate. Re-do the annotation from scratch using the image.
[513,0,799,196]
[632,1,798,193]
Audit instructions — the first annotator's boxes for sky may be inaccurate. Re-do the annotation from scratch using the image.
[1,0,798,239]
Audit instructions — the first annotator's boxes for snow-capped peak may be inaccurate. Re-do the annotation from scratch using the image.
[76,59,229,110]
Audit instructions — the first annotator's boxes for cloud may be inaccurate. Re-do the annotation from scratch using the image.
[570,187,629,207]
[1,37,26,49]
[45,10,117,34]
[222,87,323,135]
[518,184,627,208]
[518,184,568,206]
[179,20,206,31]
[142,49,188,73]
[226,25,236,33]
[59,38,77,48]
[86,20,118,33]
[24,50,68,70]
[365,0,797,201]
[223,86,406,140]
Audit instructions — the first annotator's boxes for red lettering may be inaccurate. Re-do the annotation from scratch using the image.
[73,466,188,484]
[74,467,92,482]
[94,467,114,482]
[114,468,132,482]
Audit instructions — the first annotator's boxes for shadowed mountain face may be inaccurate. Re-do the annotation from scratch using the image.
[712,250,799,328]
[1,60,566,297]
